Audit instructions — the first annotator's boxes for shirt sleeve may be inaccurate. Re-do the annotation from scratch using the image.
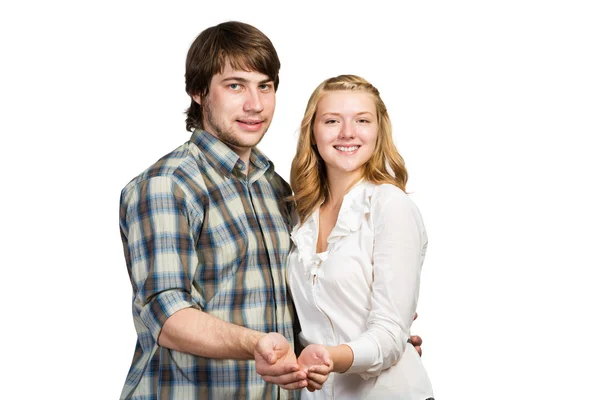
[120,176,203,342]
[345,185,428,379]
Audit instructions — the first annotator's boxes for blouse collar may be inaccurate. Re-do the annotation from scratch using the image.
[290,180,375,268]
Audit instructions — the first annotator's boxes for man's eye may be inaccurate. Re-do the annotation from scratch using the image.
[229,84,240,90]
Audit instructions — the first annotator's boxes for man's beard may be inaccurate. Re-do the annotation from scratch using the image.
[203,100,268,149]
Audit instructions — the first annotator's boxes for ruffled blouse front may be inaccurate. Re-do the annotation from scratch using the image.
[287,181,434,400]
[290,180,374,283]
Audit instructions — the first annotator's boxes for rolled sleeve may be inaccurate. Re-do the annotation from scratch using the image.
[121,176,202,343]
[140,290,197,341]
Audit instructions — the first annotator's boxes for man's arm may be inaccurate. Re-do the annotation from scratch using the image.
[123,177,261,360]
[160,309,308,389]
[121,176,306,387]
[158,307,263,359]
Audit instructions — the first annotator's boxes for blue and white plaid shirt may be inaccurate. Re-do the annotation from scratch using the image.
[119,130,296,399]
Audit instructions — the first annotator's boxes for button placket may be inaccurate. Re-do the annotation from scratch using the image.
[310,259,323,284]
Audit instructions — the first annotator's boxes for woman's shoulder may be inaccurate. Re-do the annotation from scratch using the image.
[370,183,422,218]
[372,182,407,195]
[370,183,411,203]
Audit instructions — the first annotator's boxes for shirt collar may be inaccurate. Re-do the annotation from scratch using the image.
[190,129,274,181]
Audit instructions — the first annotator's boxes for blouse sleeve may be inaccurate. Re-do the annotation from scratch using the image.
[344,185,428,379]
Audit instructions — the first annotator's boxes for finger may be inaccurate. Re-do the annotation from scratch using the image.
[413,312,418,321]
[306,354,331,367]
[301,359,331,369]
[259,351,277,365]
[410,335,422,347]
[257,362,300,376]
[414,345,422,357]
[260,370,307,386]
[307,372,329,386]
[255,346,278,365]
[307,379,324,391]
[315,355,332,366]
[255,334,274,351]
[272,378,309,391]
[256,334,289,363]
[308,365,331,377]
[307,370,330,391]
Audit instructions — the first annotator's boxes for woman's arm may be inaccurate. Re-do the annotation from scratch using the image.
[344,185,428,379]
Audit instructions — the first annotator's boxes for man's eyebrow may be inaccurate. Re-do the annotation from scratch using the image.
[220,76,274,84]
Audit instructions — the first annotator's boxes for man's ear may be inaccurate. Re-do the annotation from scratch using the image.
[192,94,201,105]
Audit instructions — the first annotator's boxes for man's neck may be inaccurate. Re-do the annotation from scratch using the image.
[202,129,252,174]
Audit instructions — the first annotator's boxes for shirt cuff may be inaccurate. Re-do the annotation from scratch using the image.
[344,334,380,375]
[140,290,197,341]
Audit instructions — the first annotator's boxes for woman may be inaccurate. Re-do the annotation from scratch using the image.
[288,75,434,399]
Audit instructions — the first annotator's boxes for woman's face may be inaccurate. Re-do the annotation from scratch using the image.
[313,90,378,180]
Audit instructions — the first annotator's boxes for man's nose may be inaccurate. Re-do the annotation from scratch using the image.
[243,89,264,113]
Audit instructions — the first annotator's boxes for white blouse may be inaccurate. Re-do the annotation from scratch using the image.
[288,181,434,399]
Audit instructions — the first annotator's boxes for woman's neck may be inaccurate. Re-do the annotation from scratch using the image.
[324,170,363,209]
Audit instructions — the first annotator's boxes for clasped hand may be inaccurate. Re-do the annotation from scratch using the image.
[255,333,333,391]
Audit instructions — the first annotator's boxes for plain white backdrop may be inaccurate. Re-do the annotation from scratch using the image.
[2,1,599,398]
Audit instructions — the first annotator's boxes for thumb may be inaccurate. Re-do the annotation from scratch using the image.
[260,347,278,364]
[256,336,277,364]
[315,348,331,366]
[266,352,275,364]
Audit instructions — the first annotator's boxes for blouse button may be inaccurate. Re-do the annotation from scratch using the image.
[310,260,322,284]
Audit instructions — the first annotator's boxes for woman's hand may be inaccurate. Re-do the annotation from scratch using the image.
[255,333,308,390]
[297,344,333,392]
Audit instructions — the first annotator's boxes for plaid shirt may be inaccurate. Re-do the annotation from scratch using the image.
[119,130,296,399]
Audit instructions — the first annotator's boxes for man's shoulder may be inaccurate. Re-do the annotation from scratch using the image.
[266,169,292,197]
[120,141,205,195]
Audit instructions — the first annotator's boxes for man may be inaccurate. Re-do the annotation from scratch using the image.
[119,21,424,399]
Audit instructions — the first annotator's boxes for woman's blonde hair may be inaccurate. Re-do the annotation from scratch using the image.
[290,74,408,224]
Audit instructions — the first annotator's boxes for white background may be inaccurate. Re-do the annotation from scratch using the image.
[2,1,599,398]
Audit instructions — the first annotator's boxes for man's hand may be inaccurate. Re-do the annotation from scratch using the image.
[255,332,308,390]
[410,334,423,356]
[297,344,333,392]
[411,312,423,356]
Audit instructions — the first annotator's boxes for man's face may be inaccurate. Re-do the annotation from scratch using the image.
[193,62,276,158]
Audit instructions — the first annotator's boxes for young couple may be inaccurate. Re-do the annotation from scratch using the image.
[119,21,434,399]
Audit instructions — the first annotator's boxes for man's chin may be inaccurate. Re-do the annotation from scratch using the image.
[237,132,267,148]
[224,135,266,153]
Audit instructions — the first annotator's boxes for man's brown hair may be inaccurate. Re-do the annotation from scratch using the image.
[184,21,281,132]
